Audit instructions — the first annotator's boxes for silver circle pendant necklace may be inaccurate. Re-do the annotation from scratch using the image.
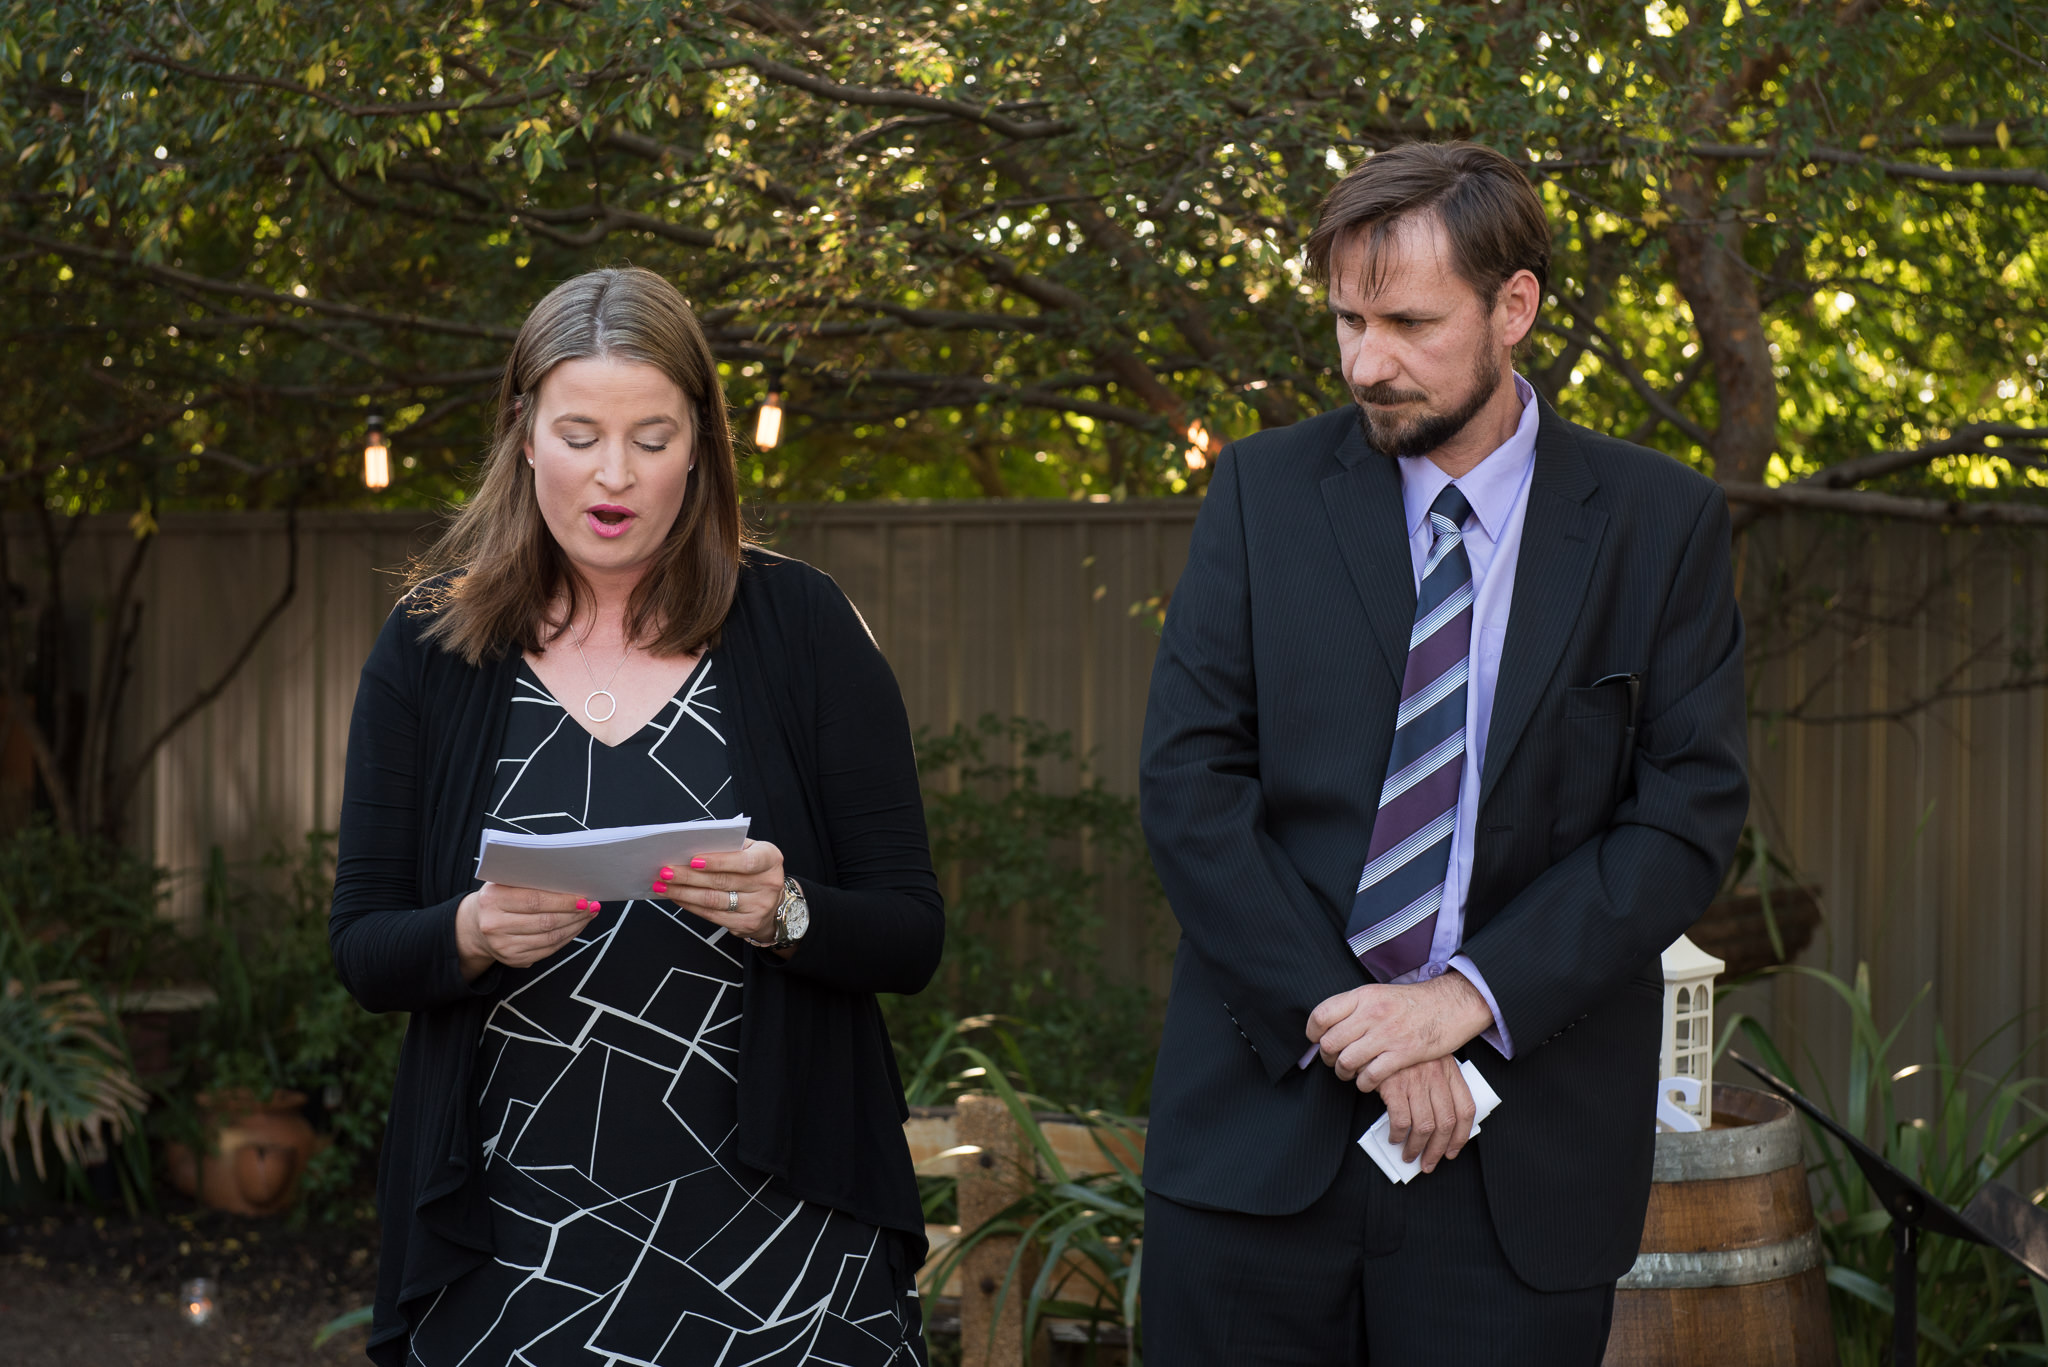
[572,629,632,724]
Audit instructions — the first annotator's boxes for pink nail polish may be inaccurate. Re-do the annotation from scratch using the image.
[689,857,708,871]
[575,898,588,912]
[659,866,675,880]
[651,882,667,895]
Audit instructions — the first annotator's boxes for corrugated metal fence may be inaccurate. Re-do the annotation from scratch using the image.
[24,502,2048,1188]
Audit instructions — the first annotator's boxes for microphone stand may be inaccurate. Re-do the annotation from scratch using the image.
[1730,1054,2048,1367]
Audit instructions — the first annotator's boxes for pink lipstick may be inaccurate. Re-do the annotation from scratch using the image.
[586,504,635,538]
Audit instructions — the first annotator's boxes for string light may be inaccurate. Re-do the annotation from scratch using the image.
[1184,420,1213,471]
[754,391,783,450]
[363,414,390,490]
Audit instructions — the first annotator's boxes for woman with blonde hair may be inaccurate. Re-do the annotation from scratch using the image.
[331,266,941,1366]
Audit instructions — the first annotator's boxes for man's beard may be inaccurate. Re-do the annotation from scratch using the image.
[1353,348,1502,458]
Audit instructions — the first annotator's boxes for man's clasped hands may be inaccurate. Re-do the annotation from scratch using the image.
[1305,971,1499,1174]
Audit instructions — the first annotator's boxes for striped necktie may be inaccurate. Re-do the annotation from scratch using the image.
[1346,484,1474,981]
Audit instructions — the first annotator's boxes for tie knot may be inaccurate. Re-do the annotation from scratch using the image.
[1429,484,1473,536]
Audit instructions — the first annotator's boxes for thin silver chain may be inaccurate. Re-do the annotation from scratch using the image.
[571,624,633,723]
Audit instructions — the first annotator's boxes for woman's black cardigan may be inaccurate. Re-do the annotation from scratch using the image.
[329,549,944,1367]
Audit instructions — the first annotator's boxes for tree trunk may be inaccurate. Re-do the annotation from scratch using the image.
[962,438,1011,498]
[1666,169,1779,487]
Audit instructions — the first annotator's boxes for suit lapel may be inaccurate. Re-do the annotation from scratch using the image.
[1479,404,1607,801]
[1319,422,1414,682]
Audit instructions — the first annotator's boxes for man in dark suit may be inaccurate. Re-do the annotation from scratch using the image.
[1137,141,1748,1363]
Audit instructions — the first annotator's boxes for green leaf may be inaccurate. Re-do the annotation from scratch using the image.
[312,1305,372,1349]
[1825,1265,1961,1354]
[1834,1208,1892,1239]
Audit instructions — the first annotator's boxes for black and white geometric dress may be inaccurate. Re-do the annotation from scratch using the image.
[407,655,928,1367]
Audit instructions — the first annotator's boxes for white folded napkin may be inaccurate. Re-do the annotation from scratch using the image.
[1357,1058,1502,1184]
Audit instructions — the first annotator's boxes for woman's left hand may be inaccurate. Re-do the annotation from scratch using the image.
[653,839,787,946]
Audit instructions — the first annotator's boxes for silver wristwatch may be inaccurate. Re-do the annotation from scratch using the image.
[750,878,810,950]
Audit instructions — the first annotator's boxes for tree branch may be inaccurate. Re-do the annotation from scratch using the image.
[82,528,154,834]
[1,231,517,342]
[1621,368,1701,445]
[105,506,301,825]
[812,367,1162,430]
[1804,424,2048,487]
[511,204,718,250]
[1655,140,2048,192]
[122,44,589,118]
[837,298,1051,333]
[1766,673,2048,726]
[1538,317,1716,449]
[0,514,76,834]
[1721,482,2048,525]
[738,56,1074,140]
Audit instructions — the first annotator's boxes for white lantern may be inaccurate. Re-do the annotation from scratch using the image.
[1659,933,1725,1123]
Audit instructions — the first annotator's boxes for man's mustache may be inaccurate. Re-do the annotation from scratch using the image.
[1352,383,1430,407]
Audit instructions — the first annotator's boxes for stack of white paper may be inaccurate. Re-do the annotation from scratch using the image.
[1357,1059,1503,1184]
[474,817,751,902]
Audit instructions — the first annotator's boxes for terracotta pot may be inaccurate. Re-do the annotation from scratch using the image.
[163,1089,328,1217]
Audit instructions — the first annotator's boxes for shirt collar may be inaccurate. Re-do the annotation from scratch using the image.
[1399,372,1539,542]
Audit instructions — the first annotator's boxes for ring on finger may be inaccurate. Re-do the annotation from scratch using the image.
[726,889,740,913]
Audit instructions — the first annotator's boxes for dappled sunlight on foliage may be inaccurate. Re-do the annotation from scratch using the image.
[0,0,2040,517]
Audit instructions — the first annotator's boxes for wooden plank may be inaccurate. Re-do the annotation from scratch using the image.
[901,1106,1147,1180]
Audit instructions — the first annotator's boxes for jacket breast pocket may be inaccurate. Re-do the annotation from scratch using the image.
[1550,685,1628,859]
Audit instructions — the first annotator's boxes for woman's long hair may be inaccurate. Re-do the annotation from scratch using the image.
[406,267,744,664]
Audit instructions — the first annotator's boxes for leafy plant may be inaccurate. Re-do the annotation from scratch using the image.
[0,976,149,1187]
[918,1045,1145,1365]
[0,821,178,991]
[0,824,165,1206]
[312,1304,374,1350]
[12,0,2048,520]
[1724,964,2048,1364]
[171,833,404,1221]
[891,716,1163,1115]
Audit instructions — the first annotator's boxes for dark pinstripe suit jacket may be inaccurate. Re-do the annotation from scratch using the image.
[1137,400,1749,1291]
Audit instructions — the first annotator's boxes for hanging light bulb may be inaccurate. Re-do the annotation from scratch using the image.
[363,414,391,490]
[755,391,784,450]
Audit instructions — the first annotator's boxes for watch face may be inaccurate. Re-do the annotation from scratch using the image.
[784,884,810,940]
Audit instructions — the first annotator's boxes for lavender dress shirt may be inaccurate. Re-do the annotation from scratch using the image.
[1300,375,1538,1069]
[1391,373,1538,1058]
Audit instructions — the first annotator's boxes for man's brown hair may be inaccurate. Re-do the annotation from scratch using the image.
[1304,141,1551,306]
[406,266,744,664]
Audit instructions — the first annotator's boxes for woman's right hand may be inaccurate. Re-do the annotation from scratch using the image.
[456,883,597,980]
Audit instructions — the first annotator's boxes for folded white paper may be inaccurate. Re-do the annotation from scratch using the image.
[1357,1059,1502,1185]
[475,817,750,901]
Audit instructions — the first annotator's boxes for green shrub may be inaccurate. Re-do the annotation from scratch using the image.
[0,977,151,1196]
[916,1045,1145,1364]
[0,823,168,1207]
[1726,964,2048,1364]
[0,821,178,991]
[170,834,403,1222]
[892,716,1163,1114]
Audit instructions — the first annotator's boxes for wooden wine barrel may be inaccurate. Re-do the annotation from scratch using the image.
[1603,1084,1836,1366]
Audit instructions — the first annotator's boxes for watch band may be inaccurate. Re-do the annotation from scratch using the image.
[746,878,806,950]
